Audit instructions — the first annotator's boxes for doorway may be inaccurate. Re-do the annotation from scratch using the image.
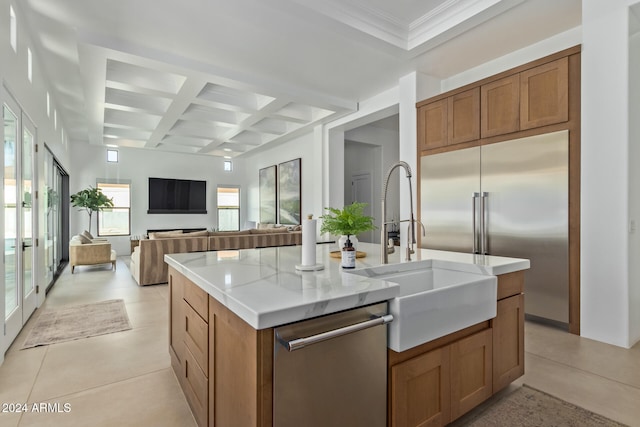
[3,92,38,352]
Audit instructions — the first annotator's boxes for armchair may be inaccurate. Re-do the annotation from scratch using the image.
[69,238,117,273]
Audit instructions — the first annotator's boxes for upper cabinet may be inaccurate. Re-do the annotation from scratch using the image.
[520,57,569,130]
[481,74,520,138]
[418,51,574,154]
[418,88,480,150]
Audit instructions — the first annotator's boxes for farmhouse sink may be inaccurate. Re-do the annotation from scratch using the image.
[344,260,497,352]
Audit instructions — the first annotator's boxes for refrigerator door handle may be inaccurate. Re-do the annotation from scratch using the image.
[472,192,480,253]
[481,192,489,254]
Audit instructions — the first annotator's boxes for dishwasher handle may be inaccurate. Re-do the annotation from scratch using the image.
[283,314,394,352]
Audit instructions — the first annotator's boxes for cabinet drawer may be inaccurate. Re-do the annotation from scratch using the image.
[184,279,208,322]
[183,346,208,427]
[184,301,209,376]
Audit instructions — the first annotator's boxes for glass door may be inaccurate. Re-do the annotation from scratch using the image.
[4,102,19,337]
[3,94,37,351]
[21,114,37,320]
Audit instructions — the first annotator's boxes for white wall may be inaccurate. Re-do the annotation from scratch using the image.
[0,0,71,357]
[345,122,401,244]
[629,5,640,346]
[581,0,637,348]
[69,143,247,256]
[242,129,324,237]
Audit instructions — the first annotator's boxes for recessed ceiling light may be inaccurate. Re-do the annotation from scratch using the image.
[105,144,118,148]
[224,156,232,159]
[223,148,232,152]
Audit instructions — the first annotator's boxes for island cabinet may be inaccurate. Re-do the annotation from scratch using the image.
[388,272,524,427]
[169,266,273,427]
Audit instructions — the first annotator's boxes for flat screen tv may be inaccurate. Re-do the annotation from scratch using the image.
[148,177,207,214]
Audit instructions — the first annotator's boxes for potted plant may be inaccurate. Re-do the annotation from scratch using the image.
[320,202,376,251]
[70,186,114,235]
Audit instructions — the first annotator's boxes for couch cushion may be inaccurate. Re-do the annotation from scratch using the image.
[249,228,290,234]
[183,230,209,237]
[209,230,251,236]
[149,230,183,239]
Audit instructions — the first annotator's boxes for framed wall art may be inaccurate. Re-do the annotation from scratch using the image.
[278,158,301,225]
[259,165,277,224]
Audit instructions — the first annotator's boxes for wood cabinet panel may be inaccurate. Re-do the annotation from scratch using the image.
[184,301,209,377]
[183,346,208,427]
[492,294,525,392]
[520,57,569,130]
[390,346,451,427]
[209,296,273,427]
[418,99,448,150]
[169,269,185,367]
[184,278,208,321]
[497,271,525,300]
[448,88,480,145]
[450,329,492,421]
[481,74,520,137]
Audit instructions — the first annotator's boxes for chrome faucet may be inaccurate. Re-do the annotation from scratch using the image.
[381,161,420,263]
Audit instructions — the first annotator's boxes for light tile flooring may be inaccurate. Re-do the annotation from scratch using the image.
[1,258,639,426]
[0,258,196,427]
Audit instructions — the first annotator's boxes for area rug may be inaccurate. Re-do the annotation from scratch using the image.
[462,384,627,426]
[21,299,132,349]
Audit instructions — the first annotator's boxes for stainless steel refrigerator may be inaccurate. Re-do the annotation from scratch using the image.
[420,130,569,325]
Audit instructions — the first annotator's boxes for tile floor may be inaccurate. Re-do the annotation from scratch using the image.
[1,258,639,426]
[0,258,196,427]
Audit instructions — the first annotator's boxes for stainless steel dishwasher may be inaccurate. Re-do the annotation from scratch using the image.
[273,302,392,427]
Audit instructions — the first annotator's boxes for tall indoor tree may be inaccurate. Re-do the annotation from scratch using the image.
[70,186,114,235]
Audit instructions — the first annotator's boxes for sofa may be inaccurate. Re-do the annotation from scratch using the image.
[130,227,302,286]
[69,236,117,273]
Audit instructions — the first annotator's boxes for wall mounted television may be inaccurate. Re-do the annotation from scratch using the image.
[148,177,207,214]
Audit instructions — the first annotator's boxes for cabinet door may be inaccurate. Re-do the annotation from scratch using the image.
[450,329,493,421]
[169,269,185,369]
[481,74,520,137]
[493,294,525,392]
[520,57,568,130]
[448,88,480,145]
[418,99,448,151]
[390,346,451,427]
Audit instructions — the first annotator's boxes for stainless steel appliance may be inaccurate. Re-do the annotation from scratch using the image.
[420,130,569,325]
[273,302,392,427]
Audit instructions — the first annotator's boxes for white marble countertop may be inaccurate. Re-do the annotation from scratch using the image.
[165,242,529,330]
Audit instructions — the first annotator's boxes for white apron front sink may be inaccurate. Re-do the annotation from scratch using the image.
[345,260,497,352]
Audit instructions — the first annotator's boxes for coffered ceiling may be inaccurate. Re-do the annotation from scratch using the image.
[19,0,581,158]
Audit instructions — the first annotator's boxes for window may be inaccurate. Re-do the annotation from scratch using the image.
[223,160,232,172]
[97,181,131,236]
[217,186,240,231]
[10,6,16,52]
[107,149,118,162]
[54,109,57,129]
[46,92,50,117]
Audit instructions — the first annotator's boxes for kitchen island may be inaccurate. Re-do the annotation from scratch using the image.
[165,242,529,426]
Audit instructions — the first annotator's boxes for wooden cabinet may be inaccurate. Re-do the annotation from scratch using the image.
[169,267,210,427]
[520,57,569,130]
[418,99,448,150]
[450,329,493,420]
[448,88,480,145]
[418,88,480,151]
[481,74,520,138]
[389,328,492,427]
[492,271,525,392]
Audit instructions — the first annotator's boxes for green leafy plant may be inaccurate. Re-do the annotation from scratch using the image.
[70,186,114,234]
[320,202,377,239]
